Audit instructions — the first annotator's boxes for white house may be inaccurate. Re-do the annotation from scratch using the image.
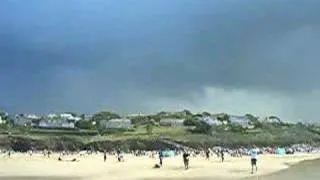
[60,113,74,119]
[264,116,282,124]
[38,120,75,129]
[68,116,81,121]
[159,119,185,127]
[99,118,133,129]
[0,116,5,124]
[229,115,253,128]
[201,116,223,126]
[59,113,81,121]
[61,122,75,129]
[26,114,41,119]
[13,115,33,126]
[47,113,58,119]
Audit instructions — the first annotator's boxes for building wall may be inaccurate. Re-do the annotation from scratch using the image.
[201,117,223,126]
[159,119,185,127]
[100,119,133,129]
[38,120,75,129]
[0,116,4,124]
[229,115,251,128]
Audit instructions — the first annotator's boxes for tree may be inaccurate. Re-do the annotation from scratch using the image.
[192,121,212,134]
[146,124,153,135]
[245,114,262,128]
[230,124,245,133]
[92,111,120,122]
[80,114,85,120]
[217,114,229,122]
[131,116,150,126]
[202,111,211,117]
[182,109,193,116]
[183,117,198,126]
[146,120,155,135]
[75,120,93,129]
[0,111,7,119]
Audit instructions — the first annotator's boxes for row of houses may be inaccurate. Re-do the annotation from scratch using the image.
[156,114,256,129]
[101,115,254,130]
[11,113,82,129]
[38,120,75,129]
[4,110,259,130]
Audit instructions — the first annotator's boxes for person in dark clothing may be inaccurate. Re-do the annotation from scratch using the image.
[220,150,224,162]
[183,151,190,170]
[103,151,107,162]
[205,148,210,160]
[159,150,164,166]
[117,149,122,162]
[48,151,51,158]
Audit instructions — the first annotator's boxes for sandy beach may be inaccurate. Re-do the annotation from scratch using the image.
[0,153,319,180]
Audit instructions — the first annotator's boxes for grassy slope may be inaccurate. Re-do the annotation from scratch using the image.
[1,124,320,149]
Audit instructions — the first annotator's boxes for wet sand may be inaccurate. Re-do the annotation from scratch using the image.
[0,153,319,180]
[246,158,320,180]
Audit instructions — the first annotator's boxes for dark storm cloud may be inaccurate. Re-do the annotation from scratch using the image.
[0,0,320,114]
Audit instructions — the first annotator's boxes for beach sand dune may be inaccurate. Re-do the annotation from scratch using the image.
[0,153,319,180]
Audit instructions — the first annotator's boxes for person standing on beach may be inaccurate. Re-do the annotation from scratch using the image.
[250,146,259,174]
[205,148,210,160]
[116,149,123,162]
[158,150,164,166]
[48,150,51,158]
[103,151,107,162]
[182,150,190,170]
[220,149,224,162]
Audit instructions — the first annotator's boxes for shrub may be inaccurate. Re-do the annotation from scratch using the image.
[183,118,198,126]
[191,121,212,134]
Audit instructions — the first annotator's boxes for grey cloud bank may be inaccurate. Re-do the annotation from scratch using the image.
[0,0,320,122]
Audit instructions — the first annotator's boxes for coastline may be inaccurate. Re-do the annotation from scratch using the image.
[245,157,320,180]
[1,153,319,180]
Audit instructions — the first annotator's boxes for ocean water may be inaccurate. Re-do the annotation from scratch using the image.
[246,158,320,180]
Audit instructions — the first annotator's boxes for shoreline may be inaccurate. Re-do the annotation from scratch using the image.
[245,158,320,180]
[1,153,319,180]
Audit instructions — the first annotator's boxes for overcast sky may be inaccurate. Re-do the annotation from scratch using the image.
[1,0,320,122]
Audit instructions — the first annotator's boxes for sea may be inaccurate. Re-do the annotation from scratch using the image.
[246,158,320,180]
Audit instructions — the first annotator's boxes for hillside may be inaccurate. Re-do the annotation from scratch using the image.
[1,110,320,151]
[1,122,320,152]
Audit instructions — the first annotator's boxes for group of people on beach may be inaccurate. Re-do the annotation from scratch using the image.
[156,146,259,173]
[2,145,260,174]
[156,148,190,169]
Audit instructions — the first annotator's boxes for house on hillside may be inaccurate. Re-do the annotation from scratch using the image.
[201,116,223,126]
[229,115,254,129]
[0,116,5,124]
[26,114,41,120]
[47,113,58,119]
[59,113,81,122]
[159,119,185,127]
[13,114,33,127]
[264,116,282,124]
[127,113,148,117]
[38,120,75,129]
[99,118,133,129]
[60,113,74,119]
